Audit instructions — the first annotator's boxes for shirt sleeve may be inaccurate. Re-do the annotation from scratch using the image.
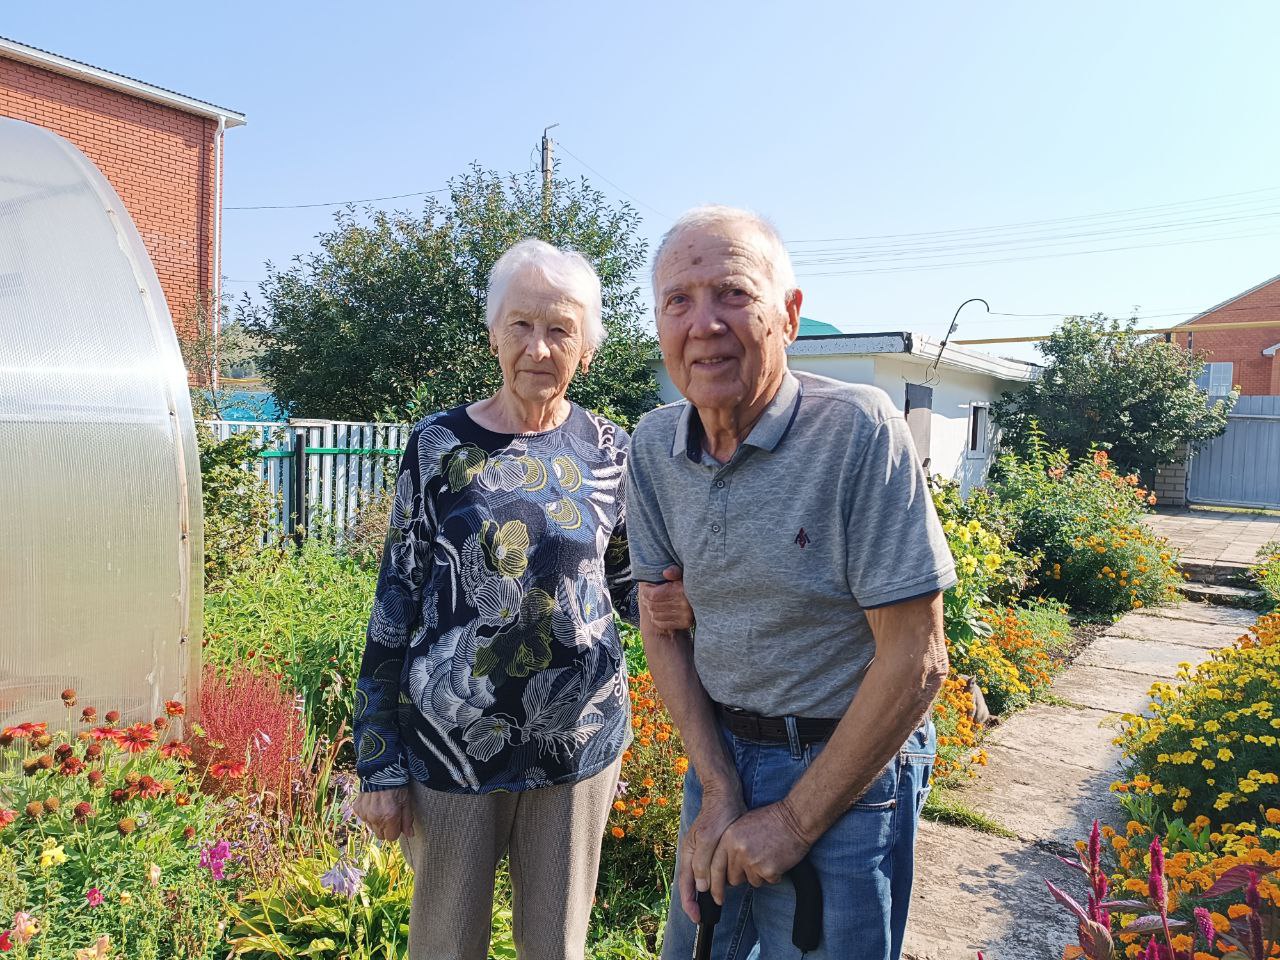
[353,425,432,792]
[624,425,680,584]
[844,417,957,609]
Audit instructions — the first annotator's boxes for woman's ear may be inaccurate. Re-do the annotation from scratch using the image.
[489,339,498,357]
[580,350,595,375]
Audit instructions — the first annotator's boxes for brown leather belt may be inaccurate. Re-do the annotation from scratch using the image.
[716,704,839,745]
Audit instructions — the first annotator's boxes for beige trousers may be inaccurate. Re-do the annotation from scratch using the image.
[399,758,621,960]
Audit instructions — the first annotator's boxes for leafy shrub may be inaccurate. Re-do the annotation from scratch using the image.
[1112,613,1280,826]
[340,490,394,570]
[0,698,229,959]
[937,511,1028,660]
[225,839,413,959]
[1253,541,1280,612]
[990,438,1182,615]
[931,479,1037,604]
[204,542,377,744]
[931,675,988,786]
[199,425,279,591]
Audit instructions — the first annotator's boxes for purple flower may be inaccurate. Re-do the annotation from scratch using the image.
[614,779,628,799]
[200,840,231,881]
[320,860,365,898]
[1147,836,1166,912]
[85,888,104,908]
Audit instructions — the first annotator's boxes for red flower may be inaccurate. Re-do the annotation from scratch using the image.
[208,760,246,780]
[110,788,128,805]
[90,726,123,743]
[54,744,74,761]
[80,706,97,723]
[104,710,120,724]
[73,802,93,822]
[0,928,11,952]
[84,743,103,760]
[60,757,86,777]
[61,689,77,707]
[1,722,47,739]
[153,716,169,731]
[86,770,104,788]
[118,724,157,753]
[137,775,165,799]
[159,742,192,760]
[165,700,185,718]
[0,809,16,828]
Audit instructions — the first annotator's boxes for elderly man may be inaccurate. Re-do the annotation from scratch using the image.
[628,206,956,960]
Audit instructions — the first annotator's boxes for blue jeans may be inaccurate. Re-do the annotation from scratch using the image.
[660,720,935,960]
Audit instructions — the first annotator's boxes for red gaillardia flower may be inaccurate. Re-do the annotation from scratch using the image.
[164,700,185,718]
[73,802,94,822]
[61,689,77,707]
[104,710,120,724]
[208,760,247,780]
[159,742,192,760]
[81,705,98,723]
[118,723,157,754]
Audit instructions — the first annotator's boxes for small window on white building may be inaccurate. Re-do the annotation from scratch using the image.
[967,403,990,458]
[1195,361,1234,396]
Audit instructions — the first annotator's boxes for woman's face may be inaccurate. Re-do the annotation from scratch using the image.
[491,272,592,407]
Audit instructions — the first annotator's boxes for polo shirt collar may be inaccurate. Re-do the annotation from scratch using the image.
[671,370,803,461]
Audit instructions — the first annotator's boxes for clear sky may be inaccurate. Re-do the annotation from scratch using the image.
[7,2,1280,362]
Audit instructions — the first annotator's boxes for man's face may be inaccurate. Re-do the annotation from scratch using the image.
[654,222,801,419]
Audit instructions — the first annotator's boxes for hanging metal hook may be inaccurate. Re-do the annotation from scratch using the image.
[926,298,989,385]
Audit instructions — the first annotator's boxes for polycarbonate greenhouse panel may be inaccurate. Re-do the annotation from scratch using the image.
[0,117,202,732]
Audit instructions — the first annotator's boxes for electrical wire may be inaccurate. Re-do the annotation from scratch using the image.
[555,143,672,220]
[225,188,448,211]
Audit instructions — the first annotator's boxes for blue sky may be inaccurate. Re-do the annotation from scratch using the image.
[7,2,1280,362]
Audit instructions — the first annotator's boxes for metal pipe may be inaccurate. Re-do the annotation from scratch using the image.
[212,116,225,391]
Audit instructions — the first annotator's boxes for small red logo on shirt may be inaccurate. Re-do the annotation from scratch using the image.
[794,528,810,549]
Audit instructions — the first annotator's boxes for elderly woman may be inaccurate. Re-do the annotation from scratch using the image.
[352,238,691,960]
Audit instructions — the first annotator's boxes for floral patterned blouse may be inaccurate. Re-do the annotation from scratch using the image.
[353,403,636,795]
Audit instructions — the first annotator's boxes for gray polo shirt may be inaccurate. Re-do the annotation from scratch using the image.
[626,370,956,719]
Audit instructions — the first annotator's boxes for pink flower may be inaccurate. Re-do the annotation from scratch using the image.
[1194,906,1214,948]
[85,888,104,908]
[9,913,37,945]
[1147,836,1166,913]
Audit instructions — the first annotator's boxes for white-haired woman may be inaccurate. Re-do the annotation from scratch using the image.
[351,238,691,960]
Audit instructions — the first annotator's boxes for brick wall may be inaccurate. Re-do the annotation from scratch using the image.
[0,56,218,341]
[1172,276,1280,397]
[1154,442,1189,508]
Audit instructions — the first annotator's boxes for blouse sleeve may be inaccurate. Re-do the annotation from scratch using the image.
[353,425,433,791]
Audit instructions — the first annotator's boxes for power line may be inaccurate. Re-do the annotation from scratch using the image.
[555,143,672,221]
[225,188,448,211]
[786,185,1280,246]
[795,228,1280,277]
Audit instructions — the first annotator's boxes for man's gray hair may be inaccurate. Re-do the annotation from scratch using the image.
[486,238,606,350]
[650,205,798,309]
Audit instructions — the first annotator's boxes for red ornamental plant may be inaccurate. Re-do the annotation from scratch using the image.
[192,663,304,806]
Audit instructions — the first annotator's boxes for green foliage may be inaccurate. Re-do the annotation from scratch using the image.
[1253,540,1280,611]
[243,165,659,426]
[989,431,1182,615]
[225,840,412,959]
[991,313,1237,478]
[0,713,227,959]
[203,541,378,745]
[199,424,278,591]
[955,602,1070,716]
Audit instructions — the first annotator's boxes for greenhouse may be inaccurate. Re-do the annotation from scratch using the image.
[0,117,202,730]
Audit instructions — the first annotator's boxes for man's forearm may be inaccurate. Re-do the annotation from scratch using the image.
[779,595,949,845]
[640,610,739,797]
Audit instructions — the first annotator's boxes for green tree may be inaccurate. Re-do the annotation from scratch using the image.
[241,165,658,427]
[991,314,1236,478]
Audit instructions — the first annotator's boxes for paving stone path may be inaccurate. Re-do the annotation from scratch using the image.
[901,600,1260,960]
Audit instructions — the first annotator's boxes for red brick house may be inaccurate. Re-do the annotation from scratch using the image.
[1172,273,1280,396]
[0,36,244,344]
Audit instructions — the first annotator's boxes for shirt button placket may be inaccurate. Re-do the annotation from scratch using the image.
[713,473,729,557]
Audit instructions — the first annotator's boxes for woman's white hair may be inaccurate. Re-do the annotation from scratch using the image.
[485,239,606,350]
[650,205,798,310]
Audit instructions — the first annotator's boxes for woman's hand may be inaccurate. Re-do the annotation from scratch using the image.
[352,786,416,843]
[638,565,695,632]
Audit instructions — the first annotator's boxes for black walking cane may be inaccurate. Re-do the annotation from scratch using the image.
[693,858,823,959]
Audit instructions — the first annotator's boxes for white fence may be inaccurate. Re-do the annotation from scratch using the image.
[203,420,412,539]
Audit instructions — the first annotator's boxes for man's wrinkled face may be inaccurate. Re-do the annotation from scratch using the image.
[654,222,799,420]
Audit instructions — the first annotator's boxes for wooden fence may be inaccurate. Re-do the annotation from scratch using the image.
[203,419,412,539]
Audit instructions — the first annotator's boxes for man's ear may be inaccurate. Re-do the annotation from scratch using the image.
[784,289,804,344]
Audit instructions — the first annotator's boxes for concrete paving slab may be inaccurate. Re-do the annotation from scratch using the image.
[1050,665,1154,715]
[985,705,1123,773]
[1105,613,1248,650]
[1129,602,1258,627]
[904,821,1078,960]
[1075,633,1197,678]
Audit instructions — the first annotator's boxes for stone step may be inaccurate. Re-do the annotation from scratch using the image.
[1179,581,1265,609]
[1178,558,1253,586]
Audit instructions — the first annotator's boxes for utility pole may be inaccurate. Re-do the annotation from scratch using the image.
[541,123,559,219]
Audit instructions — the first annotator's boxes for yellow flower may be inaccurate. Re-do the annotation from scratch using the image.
[39,838,68,869]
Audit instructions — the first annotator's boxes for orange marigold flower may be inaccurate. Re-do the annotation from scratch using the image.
[611,827,625,839]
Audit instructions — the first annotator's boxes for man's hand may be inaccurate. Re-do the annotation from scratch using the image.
[679,787,746,922]
[716,800,812,891]
[638,565,695,632]
[352,787,415,843]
